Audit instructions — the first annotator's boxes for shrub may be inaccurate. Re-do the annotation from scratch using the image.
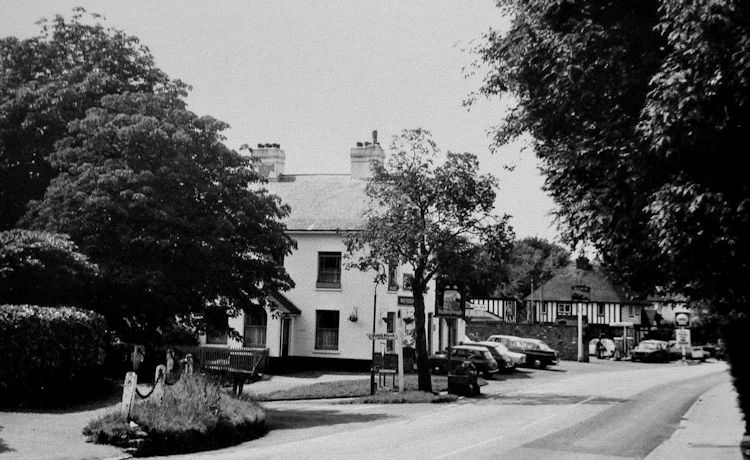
[0,304,106,406]
[84,373,265,456]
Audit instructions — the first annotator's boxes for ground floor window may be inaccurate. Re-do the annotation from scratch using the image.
[243,306,267,347]
[205,308,228,345]
[315,310,339,350]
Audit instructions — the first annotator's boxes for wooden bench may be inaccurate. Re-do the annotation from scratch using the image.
[175,346,268,395]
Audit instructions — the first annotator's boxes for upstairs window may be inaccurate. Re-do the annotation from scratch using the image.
[557,303,572,316]
[598,303,606,317]
[541,302,548,314]
[316,252,342,289]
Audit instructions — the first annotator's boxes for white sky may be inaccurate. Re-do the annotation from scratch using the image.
[0,1,561,242]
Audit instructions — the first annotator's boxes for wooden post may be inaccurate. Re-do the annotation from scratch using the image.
[397,310,404,393]
[184,354,194,376]
[121,372,137,418]
[132,345,145,371]
[152,365,166,405]
[166,349,175,375]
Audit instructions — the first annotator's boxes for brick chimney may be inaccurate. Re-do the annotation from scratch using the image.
[350,130,385,180]
[252,143,285,180]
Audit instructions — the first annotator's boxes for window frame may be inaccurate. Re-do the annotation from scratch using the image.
[205,308,228,345]
[315,310,340,351]
[387,263,399,291]
[557,302,572,316]
[402,273,414,291]
[597,303,606,317]
[316,252,342,289]
[243,306,267,348]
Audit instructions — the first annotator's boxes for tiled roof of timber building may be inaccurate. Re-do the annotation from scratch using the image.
[524,264,647,304]
[262,174,370,231]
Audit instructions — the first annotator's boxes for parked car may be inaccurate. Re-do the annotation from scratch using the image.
[488,335,559,368]
[467,340,526,371]
[667,341,707,361]
[630,340,669,362]
[427,345,500,377]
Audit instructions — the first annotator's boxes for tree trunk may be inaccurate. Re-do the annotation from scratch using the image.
[722,310,750,434]
[412,278,433,393]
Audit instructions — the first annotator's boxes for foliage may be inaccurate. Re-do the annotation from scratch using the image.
[0,8,174,230]
[497,237,571,299]
[436,233,512,299]
[84,373,265,456]
[0,229,97,307]
[22,88,294,342]
[0,304,106,406]
[476,0,750,428]
[345,129,513,392]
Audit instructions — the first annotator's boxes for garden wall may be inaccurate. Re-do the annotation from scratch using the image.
[465,322,580,361]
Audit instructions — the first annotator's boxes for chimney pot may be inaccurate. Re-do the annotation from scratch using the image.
[356,142,363,147]
[372,130,378,144]
[257,143,264,148]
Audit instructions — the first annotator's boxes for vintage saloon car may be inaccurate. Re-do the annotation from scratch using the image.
[631,340,669,362]
[427,345,500,377]
[487,335,559,369]
[467,340,526,371]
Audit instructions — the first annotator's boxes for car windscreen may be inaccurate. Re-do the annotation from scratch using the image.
[637,342,660,351]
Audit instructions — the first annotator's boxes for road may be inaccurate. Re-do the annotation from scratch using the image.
[164,360,732,460]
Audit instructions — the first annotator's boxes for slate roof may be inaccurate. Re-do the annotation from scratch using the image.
[524,264,644,304]
[262,174,369,231]
[465,304,504,323]
[268,292,301,316]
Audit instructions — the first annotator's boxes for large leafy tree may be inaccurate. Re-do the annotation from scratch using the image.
[0,8,172,230]
[346,129,513,392]
[0,229,97,307]
[476,0,750,429]
[500,237,571,300]
[23,88,294,342]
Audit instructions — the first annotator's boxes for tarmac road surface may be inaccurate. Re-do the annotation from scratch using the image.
[157,360,732,460]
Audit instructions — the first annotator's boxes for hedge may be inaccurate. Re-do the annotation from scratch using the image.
[0,304,107,406]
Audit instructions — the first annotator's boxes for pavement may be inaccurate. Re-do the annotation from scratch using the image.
[646,379,745,459]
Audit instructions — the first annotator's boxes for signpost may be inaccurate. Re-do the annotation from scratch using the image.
[367,332,397,340]
[676,327,691,364]
[571,285,591,362]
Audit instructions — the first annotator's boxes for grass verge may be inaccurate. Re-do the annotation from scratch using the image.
[83,373,265,457]
[343,391,458,404]
[255,374,449,401]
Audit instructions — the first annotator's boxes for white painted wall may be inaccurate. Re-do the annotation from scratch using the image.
[242,231,440,360]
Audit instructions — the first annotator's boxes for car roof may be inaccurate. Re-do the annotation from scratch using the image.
[453,345,491,351]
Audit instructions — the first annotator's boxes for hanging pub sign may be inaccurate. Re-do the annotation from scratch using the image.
[437,284,465,318]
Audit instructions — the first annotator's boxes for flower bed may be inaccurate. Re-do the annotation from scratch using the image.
[84,373,265,456]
